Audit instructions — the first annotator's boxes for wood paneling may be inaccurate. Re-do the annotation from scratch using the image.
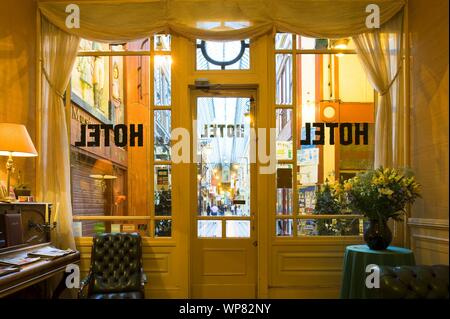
[0,0,37,193]
[76,237,184,298]
[408,0,449,264]
[408,218,449,264]
[125,54,150,216]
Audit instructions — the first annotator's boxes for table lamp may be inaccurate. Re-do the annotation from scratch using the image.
[0,123,38,202]
[89,158,117,193]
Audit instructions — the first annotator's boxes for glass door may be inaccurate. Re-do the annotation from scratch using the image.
[190,89,257,298]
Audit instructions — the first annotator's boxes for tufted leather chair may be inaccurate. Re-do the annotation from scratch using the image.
[378,265,449,299]
[79,232,147,299]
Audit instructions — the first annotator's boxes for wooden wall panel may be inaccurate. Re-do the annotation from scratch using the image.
[0,0,37,194]
[409,0,449,264]
[125,54,150,216]
[269,235,404,298]
[76,238,184,298]
[408,218,449,264]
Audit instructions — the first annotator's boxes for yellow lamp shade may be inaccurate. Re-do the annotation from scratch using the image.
[0,123,38,157]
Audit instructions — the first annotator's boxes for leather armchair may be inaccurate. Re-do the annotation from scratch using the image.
[79,232,147,299]
[378,265,449,299]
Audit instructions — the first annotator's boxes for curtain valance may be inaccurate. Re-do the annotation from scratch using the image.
[39,0,405,42]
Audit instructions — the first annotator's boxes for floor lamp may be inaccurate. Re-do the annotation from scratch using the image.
[0,123,38,202]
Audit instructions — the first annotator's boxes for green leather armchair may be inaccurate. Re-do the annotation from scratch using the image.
[379,265,449,299]
[79,232,147,299]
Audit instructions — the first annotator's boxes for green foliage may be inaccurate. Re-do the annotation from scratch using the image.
[314,182,342,215]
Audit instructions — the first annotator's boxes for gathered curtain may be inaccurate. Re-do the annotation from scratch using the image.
[38,0,404,42]
[352,11,405,168]
[37,17,80,249]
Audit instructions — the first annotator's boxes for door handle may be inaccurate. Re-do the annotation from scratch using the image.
[252,240,258,247]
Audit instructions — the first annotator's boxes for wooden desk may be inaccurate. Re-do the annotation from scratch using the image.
[0,243,80,298]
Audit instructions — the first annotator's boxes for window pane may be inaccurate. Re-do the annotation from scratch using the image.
[297,218,362,236]
[111,56,125,124]
[226,220,250,238]
[72,220,150,237]
[154,55,172,106]
[276,109,293,160]
[78,38,151,52]
[298,185,317,214]
[154,35,171,51]
[297,160,319,187]
[127,38,150,51]
[154,165,171,216]
[155,220,172,237]
[198,220,222,238]
[275,54,292,105]
[339,124,375,171]
[71,56,110,122]
[275,33,292,50]
[276,219,293,236]
[276,164,293,215]
[196,39,250,70]
[154,110,171,160]
[78,39,110,52]
[296,36,326,50]
[196,97,251,217]
[337,54,374,102]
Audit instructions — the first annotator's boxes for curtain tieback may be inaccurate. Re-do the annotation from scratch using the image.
[379,63,403,96]
[42,64,65,99]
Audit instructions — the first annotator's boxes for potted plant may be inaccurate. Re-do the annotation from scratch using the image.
[344,167,421,250]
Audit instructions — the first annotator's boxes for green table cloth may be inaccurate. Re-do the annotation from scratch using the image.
[340,245,415,299]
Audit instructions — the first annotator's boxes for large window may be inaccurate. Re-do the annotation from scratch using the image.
[68,35,173,238]
[274,33,375,237]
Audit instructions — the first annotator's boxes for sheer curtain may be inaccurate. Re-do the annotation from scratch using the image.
[37,18,80,249]
[352,12,405,168]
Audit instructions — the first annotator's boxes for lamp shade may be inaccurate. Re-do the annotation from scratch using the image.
[90,158,116,179]
[0,123,38,157]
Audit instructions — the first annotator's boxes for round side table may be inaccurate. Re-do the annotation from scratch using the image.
[340,245,415,299]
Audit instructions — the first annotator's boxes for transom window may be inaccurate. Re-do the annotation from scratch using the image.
[196,39,250,70]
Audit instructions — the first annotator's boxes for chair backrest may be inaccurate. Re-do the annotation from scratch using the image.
[379,265,449,299]
[89,232,142,294]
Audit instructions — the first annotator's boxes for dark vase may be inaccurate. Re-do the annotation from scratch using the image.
[364,219,392,250]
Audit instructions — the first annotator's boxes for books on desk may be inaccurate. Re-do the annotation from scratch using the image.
[0,265,20,277]
[0,256,41,266]
[27,246,74,259]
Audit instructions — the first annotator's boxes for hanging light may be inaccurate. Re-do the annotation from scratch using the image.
[332,38,349,50]
[331,38,350,57]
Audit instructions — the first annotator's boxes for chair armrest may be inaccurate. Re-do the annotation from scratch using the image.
[78,271,92,299]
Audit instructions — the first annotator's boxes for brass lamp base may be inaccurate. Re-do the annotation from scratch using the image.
[1,153,16,202]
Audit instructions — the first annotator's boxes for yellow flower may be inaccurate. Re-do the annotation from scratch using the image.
[379,188,394,196]
[344,181,352,191]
